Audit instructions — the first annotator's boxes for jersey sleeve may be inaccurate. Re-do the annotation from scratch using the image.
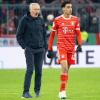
[48,19,57,50]
[75,19,82,46]
[51,19,58,31]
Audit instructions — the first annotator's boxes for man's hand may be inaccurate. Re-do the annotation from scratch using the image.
[47,50,54,58]
[76,45,82,52]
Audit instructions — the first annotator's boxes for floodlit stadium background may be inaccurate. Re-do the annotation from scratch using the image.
[0,0,100,69]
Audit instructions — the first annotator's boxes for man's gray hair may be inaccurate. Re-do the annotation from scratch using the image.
[29,3,40,10]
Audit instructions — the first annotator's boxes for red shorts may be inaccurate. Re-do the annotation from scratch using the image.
[57,48,75,65]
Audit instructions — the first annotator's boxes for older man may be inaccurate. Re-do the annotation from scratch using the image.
[16,3,47,98]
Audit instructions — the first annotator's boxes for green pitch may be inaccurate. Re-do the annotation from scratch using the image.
[0,68,100,100]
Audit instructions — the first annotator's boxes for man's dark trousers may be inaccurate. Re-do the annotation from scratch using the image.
[23,47,45,93]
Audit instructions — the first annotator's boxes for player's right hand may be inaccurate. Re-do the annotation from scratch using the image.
[47,50,54,58]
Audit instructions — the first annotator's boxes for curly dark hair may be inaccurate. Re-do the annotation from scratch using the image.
[61,0,72,8]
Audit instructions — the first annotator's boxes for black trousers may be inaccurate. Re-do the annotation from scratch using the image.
[23,47,45,93]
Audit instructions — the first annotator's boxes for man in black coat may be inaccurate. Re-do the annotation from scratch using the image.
[16,3,47,98]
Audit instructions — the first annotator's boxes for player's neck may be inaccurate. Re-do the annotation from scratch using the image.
[62,14,71,18]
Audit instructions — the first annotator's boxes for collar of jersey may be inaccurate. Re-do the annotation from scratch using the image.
[61,15,72,20]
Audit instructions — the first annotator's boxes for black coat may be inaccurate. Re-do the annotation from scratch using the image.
[16,14,47,49]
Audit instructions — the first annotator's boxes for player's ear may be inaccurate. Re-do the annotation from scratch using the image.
[62,7,65,12]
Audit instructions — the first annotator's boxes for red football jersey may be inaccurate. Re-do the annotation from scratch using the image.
[48,15,82,53]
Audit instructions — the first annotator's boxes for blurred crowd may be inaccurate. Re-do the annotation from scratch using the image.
[0,0,100,4]
[0,0,100,36]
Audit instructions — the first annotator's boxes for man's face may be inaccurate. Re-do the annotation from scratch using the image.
[30,4,40,17]
[63,4,72,15]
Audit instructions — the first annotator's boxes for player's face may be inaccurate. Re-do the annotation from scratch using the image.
[30,5,40,17]
[63,4,72,15]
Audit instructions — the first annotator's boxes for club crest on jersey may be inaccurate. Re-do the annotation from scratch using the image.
[61,23,65,25]
[71,21,75,26]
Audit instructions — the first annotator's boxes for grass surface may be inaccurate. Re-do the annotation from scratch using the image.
[0,68,100,100]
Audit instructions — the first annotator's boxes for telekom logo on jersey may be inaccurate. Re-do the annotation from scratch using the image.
[61,22,75,34]
[62,27,68,34]
[62,26,74,34]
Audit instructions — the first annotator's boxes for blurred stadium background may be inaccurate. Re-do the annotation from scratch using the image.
[0,0,100,69]
[0,0,100,100]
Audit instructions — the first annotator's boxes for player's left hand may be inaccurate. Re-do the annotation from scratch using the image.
[76,45,82,52]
